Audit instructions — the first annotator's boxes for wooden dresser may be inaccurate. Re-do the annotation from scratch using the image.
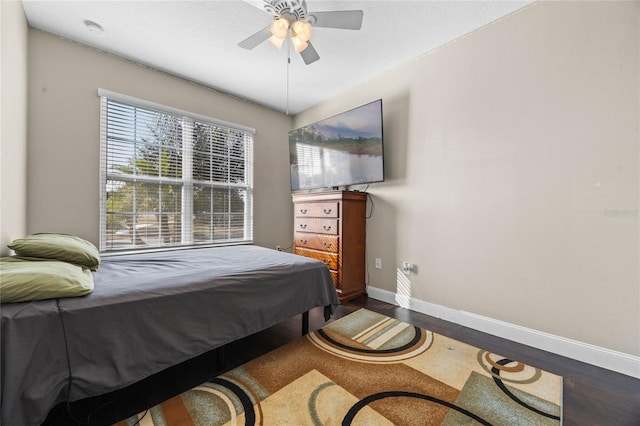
[292,190,367,304]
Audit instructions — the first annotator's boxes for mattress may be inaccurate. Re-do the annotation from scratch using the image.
[0,245,339,425]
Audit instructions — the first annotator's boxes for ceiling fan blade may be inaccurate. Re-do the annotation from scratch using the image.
[241,0,280,16]
[238,25,272,50]
[300,41,320,65]
[308,10,363,30]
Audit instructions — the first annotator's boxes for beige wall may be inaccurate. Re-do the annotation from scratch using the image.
[27,29,294,250]
[295,1,639,356]
[1,1,29,256]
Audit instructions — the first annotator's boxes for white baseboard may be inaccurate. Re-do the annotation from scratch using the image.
[366,286,640,379]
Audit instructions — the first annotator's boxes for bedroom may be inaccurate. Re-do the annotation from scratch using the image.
[1,0,638,424]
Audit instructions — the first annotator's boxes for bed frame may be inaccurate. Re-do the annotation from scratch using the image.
[0,245,339,426]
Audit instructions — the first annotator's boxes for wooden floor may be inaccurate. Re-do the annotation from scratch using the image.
[44,296,640,426]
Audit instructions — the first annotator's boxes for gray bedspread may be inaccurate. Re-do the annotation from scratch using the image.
[0,245,339,425]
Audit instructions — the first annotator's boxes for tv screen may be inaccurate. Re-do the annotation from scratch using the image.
[289,99,384,191]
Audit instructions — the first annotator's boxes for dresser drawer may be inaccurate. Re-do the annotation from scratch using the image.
[295,247,338,270]
[294,233,338,253]
[295,218,338,235]
[295,202,339,218]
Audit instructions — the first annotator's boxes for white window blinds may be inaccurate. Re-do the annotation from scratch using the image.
[99,90,254,252]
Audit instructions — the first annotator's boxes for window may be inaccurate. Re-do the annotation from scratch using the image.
[99,90,254,252]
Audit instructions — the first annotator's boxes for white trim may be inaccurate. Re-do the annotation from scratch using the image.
[100,241,253,257]
[97,88,256,135]
[366,286,640,379]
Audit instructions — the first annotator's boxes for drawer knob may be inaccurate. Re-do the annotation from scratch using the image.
[301,239,308,244]
[300,208,308,214]
[323,225,332,231]
[323,242,332,248]
[323,208,332,214]
[299,224,307,229]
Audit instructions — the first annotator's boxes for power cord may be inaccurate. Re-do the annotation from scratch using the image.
[366,193,375,219]
[282,243,294,252]
[86,397,149,425]
[55,299,149,425]
[55,298,89,425]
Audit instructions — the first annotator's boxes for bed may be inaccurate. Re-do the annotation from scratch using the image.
[0,245,339,425]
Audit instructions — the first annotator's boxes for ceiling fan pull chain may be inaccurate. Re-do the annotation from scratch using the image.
[286,35,291,115]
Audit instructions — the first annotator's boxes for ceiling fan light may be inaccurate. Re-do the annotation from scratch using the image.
[269,35,285,49]
[270,17,289,39]
[292,36,308,53]
[292,19,312,42]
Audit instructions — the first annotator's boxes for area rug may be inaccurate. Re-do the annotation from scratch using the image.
[116,309,562,425]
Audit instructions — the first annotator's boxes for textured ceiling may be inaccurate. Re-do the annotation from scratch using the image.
[21,0,533,115]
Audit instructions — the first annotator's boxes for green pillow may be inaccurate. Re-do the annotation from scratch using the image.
[8,233,100,271]
[0,257,94,303]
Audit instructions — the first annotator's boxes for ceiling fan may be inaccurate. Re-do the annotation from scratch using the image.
[238,0,364,65]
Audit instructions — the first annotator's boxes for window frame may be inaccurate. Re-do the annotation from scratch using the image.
[98,89,255,253]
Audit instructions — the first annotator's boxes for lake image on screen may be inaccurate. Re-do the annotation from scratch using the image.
[290,100,383,190]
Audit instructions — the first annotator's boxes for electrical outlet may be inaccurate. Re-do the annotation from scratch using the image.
[276,245,282,251]
[402,262,412,275]
[375,258,382,269]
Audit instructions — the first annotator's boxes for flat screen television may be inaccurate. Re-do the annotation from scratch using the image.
[289,99,384,191]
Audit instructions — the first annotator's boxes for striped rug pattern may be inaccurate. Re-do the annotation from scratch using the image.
[117,309,562,425]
